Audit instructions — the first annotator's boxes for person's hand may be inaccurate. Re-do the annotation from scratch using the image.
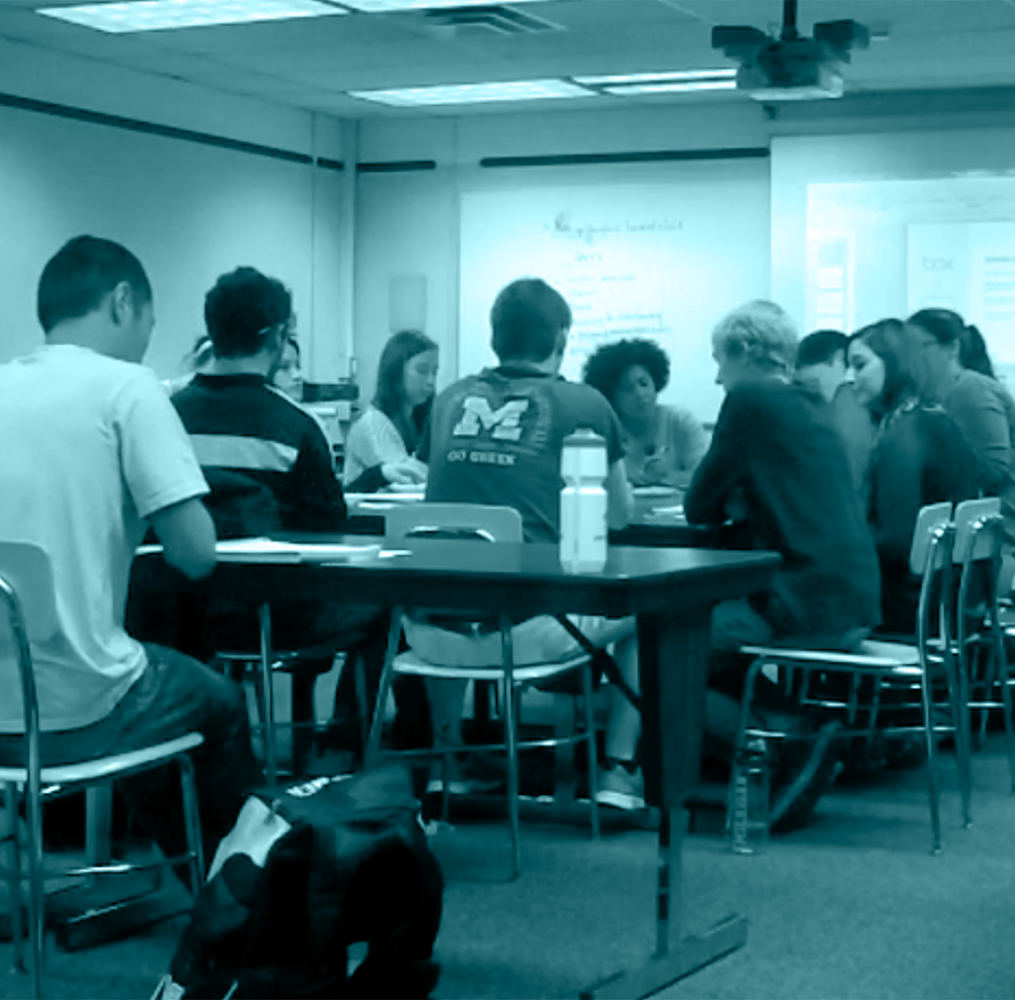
[724,486,749,523]
[382,460,427,485]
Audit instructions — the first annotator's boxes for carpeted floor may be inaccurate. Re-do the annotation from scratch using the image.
[2,735,1014,1000]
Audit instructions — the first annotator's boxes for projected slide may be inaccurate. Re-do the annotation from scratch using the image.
[908,222,1015,361]
[806,176,1015,361]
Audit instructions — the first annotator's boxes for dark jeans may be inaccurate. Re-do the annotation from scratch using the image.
[0,645,262,867]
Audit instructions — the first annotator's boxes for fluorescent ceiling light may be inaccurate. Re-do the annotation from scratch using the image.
[340,0,546,10]
[350,79,593,107]
[574,69,737,85]
[38,0,347,33]
[603,80,738,95]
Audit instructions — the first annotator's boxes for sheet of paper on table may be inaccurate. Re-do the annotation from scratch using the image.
[136,538,384,564]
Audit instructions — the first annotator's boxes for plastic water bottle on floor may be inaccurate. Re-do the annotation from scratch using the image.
[731,736,769,853]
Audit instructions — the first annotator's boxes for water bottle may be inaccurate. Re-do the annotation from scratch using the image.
[730,736,769,854]
[559,428,608,574]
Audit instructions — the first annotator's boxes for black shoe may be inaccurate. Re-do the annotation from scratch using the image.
[769,720,843,833]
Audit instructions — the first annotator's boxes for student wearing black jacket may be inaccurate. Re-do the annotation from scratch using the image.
[686,300,882,831]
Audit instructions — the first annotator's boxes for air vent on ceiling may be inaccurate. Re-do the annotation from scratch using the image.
[421,4,560,36]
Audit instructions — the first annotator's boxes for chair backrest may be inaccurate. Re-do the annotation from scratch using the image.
[0,541,59,644]
[952,497,1001,566]
[385,503,524,544]
[908,502,954,576]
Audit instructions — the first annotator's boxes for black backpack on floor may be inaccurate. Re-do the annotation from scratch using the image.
[152,765,443,1000]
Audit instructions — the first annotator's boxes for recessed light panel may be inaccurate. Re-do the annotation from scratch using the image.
[38,0,348,33]
[350,79,594,107]
[340,0,546,10]
[574,69,737,85]
[604,80,738,95]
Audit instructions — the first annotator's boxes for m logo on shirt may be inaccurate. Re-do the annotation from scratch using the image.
[451,397,529,442]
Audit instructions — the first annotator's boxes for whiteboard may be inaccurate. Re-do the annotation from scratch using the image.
[458,163,770,423]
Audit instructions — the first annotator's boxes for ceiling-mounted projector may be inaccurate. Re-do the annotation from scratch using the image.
[712,0,869,101]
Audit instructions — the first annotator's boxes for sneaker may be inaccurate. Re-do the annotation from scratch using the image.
[595,761,645,811]
[769,720,843,833]
[425,753,505,795]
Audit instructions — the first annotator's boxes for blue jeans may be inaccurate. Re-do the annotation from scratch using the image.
[0,645,262,865]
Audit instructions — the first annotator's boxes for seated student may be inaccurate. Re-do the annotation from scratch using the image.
[847,319,979,634]
[169,267,413,762]
[582,338,706,490]
[406,277,645,809]
[906,308,1015,510]
[343,330,437,493]
[0,235,261,866]
[795,329,875,497]
[685,301,882,832]
[272,334,304,401]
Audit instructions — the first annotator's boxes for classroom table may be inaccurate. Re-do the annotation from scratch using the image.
[344,489,737,549]
[131,535,778,997]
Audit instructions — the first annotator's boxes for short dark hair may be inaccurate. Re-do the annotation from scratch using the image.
[848,318,914,418]
[490,278,571,363]
[796,329,847,368]
[37,235,151,334]
[374,328,438,424]
[204,267,292,358]
[582,338,670,406]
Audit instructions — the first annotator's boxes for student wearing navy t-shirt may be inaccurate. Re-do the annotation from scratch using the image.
[410,278,646,809]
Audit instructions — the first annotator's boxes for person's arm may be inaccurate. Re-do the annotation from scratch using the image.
[946,378,1012,496]
[149,497,217,580]
[606,458,634,530]
[684,390,751,525]
[342,409,418,489]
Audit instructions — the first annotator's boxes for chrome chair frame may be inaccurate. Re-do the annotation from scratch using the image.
[730,502,970,854]
[951,497,1015,792]
[364,503,601,879]
[0,541,205,998]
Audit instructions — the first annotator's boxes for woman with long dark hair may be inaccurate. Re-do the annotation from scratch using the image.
[343,329,438,493]
[847,319,978,632]
[906,308,1015,506]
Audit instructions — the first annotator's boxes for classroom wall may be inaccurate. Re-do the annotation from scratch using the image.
[353,91,1015,422]
[352,101,772,421]
[0,37,350,381]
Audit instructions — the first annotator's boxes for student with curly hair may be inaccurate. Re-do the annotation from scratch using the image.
[582,338,706,489]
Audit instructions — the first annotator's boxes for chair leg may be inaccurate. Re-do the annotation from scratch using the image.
[25,780,44,998]
[919,663,944,855]
[365,608,405,768]
[178,756,205,896]
[581,662,600,840]
[944,644,973,830]
[5,783,26,975]
[500,616,520,880]
[258,603,278,787]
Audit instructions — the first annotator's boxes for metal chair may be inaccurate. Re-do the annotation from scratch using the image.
[951,497,1015,791]
[0,541,205,998]
[731,502,970,854]
[364,503,600,879]
[211,610,341,785]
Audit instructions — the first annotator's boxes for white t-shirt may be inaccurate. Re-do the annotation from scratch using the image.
[0,344,209,731]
